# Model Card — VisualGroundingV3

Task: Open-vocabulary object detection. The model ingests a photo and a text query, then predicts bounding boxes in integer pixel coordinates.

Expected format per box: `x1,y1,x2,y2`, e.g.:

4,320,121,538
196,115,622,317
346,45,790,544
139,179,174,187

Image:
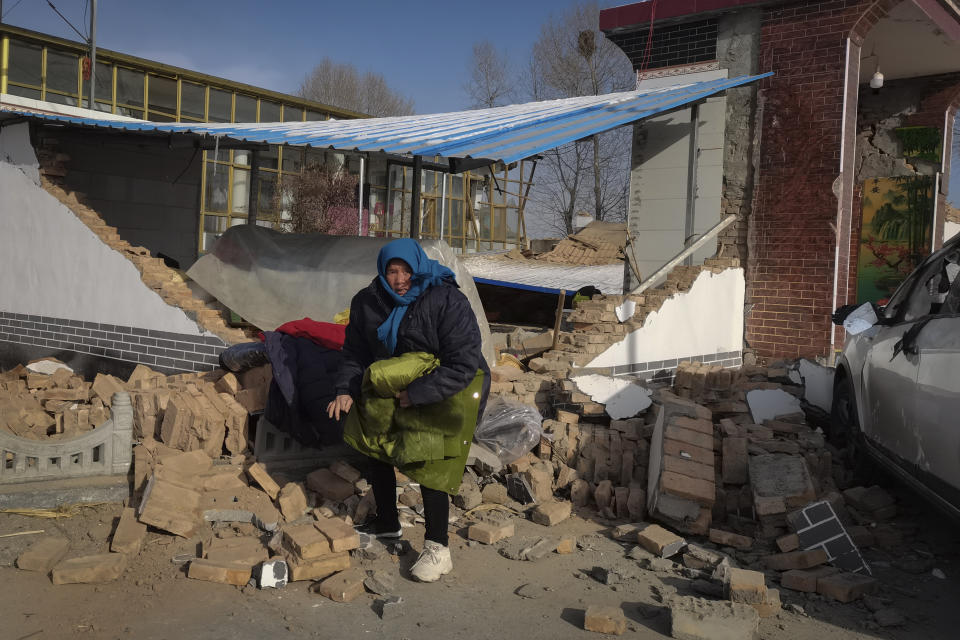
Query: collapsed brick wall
38,176,248,347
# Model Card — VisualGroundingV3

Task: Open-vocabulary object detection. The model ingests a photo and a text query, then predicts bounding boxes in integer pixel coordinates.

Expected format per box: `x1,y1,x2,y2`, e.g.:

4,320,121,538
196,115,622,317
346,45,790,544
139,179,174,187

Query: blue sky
1,0,604,113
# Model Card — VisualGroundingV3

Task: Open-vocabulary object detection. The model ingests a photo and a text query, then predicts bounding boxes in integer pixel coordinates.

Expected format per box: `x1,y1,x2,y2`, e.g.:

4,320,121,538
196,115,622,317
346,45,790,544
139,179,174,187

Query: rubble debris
188,558,253,586
363,569,396,596
110,507,147,555
570,374,652,420
816,571,878,602
584,605,627,635
468,521,515,544
314,568,365,602
669,596,759,640
725,567,767,604
255,559,288,589
375,595,404,620
52,553,127,584
788,500,869,573
17,536,70,572
637,524,686,558
531,501,571,526
745,388,803,424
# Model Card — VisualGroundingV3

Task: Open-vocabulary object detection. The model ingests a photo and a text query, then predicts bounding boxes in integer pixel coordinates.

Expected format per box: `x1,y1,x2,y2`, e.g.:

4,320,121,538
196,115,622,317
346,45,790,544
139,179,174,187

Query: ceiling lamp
870,69,884,90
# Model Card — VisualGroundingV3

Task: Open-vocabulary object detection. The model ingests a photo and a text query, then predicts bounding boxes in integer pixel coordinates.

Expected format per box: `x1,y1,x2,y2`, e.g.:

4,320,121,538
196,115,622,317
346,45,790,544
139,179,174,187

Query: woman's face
385,258,413,296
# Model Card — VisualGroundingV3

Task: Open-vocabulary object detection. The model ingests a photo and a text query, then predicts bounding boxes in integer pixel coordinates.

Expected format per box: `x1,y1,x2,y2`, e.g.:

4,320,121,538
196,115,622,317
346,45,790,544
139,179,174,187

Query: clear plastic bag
474,398,544,464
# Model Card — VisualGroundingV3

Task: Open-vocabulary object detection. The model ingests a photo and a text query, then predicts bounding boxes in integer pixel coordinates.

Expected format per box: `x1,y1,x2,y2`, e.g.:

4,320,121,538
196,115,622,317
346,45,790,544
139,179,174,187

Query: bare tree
465,41,514,108
298,58,415,117
276,165,359,235
525,2,634,235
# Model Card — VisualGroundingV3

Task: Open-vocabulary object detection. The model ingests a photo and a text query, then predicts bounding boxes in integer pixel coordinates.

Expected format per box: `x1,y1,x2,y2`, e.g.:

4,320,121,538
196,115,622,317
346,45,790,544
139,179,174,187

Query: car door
910,274,960,498
861,321,920,460
859,252,947,464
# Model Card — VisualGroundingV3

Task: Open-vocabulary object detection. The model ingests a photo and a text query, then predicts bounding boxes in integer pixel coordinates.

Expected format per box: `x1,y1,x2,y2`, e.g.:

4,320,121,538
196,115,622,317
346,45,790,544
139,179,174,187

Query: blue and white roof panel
1,73,770,166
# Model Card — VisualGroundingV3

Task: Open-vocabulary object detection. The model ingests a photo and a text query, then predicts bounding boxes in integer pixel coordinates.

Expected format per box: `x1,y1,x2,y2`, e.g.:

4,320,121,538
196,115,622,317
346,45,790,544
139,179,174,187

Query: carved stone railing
0,392,132,483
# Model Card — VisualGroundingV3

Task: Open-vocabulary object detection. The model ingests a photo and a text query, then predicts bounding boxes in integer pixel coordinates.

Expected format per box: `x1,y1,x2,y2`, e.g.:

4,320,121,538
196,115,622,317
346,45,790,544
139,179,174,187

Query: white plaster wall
0,145,206,335
0,122,39,185
586,268,745,368
945,221,960,242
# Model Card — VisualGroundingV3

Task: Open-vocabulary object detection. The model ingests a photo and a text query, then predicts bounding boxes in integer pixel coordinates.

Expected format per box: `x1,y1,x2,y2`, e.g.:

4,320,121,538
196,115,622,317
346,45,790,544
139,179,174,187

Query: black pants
368,458,449,546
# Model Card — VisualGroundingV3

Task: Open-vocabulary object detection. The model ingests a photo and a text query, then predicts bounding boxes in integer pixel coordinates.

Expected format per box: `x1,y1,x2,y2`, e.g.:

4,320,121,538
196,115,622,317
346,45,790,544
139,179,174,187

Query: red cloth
261,318,346,351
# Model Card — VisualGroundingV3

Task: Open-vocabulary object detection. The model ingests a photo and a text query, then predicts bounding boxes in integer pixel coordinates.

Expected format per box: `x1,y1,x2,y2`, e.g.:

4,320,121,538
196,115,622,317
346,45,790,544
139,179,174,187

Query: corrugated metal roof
460,253,625,295
0,73,770,166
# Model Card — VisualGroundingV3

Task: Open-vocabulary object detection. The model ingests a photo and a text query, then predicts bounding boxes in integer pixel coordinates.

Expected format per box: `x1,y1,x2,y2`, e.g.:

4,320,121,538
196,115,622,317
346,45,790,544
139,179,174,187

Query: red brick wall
747,0,869,359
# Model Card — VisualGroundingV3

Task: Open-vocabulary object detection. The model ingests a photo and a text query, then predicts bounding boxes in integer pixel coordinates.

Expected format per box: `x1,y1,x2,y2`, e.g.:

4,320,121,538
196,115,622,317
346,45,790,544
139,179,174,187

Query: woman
327,238,489,583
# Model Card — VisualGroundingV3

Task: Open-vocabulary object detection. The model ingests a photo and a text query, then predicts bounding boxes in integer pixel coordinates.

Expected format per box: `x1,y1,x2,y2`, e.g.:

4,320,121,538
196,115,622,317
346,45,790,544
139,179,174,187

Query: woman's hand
397,390,411,408
327,394,353,420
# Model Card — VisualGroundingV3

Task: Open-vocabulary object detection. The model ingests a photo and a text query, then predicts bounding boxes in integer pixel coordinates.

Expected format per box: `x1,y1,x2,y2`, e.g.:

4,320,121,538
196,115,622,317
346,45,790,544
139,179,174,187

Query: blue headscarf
375,238,456,354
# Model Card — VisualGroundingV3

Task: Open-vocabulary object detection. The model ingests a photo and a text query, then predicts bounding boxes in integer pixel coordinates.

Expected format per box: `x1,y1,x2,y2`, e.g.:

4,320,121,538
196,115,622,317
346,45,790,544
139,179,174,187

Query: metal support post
247,149,259,225
409,155,422,239
683,102,701,266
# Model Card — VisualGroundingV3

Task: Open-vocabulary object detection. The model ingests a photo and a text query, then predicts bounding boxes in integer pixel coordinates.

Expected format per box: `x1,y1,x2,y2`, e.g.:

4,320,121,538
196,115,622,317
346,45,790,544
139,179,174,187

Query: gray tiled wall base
0,311,227,374
611,350,743,382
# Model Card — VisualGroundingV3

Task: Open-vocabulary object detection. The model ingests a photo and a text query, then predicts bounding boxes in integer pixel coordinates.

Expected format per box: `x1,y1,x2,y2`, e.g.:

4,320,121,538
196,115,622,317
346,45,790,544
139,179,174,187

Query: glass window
233,150,251,167
45,93,79,107
180,82,206,120
8,39,42,86
282,147,303,173
204,164,229,213
7,85,41,100
235,94,257,122
257,146,279,171
116,68,144,107
148,75,177,115
259,100,281,123
46,50,79,95
257,176,277,213
93,61,112,105
209,88,232,122
202,215,229,252
283,105,304,122
232,168,251,214
305,110,327,121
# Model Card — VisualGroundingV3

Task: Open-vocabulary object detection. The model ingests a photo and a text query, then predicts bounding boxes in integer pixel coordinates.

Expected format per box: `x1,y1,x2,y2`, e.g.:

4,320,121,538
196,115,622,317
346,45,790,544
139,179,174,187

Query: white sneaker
410,540,452,582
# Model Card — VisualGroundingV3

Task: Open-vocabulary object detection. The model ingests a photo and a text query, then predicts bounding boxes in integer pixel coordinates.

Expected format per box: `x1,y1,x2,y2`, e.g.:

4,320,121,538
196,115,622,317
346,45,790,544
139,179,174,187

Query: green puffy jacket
343,351,485,495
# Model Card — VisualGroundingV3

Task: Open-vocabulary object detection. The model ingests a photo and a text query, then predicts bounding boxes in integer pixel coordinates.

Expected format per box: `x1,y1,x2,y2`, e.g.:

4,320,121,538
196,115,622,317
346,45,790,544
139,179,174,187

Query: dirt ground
1,479,958,640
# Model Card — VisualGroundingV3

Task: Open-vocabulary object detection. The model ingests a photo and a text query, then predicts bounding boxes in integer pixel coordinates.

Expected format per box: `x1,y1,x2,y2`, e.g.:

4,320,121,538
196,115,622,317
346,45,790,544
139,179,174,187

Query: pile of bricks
0,362,112,439
0,359,270,461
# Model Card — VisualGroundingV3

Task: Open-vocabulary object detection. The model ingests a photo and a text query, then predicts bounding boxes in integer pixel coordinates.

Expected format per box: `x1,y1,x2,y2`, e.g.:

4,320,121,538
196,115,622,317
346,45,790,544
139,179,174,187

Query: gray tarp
187,225,495,366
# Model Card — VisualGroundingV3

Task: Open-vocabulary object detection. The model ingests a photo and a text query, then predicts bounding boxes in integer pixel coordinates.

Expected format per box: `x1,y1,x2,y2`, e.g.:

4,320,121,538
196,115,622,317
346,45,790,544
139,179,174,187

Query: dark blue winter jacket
335,277,490,415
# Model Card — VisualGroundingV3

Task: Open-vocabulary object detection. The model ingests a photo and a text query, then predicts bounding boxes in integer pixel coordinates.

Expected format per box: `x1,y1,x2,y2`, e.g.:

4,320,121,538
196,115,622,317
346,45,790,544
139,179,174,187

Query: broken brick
52,553,126,584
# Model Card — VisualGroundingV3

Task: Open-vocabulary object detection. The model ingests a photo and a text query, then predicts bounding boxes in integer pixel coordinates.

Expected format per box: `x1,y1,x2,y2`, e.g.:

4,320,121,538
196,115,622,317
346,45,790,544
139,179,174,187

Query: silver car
832,232,960,519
